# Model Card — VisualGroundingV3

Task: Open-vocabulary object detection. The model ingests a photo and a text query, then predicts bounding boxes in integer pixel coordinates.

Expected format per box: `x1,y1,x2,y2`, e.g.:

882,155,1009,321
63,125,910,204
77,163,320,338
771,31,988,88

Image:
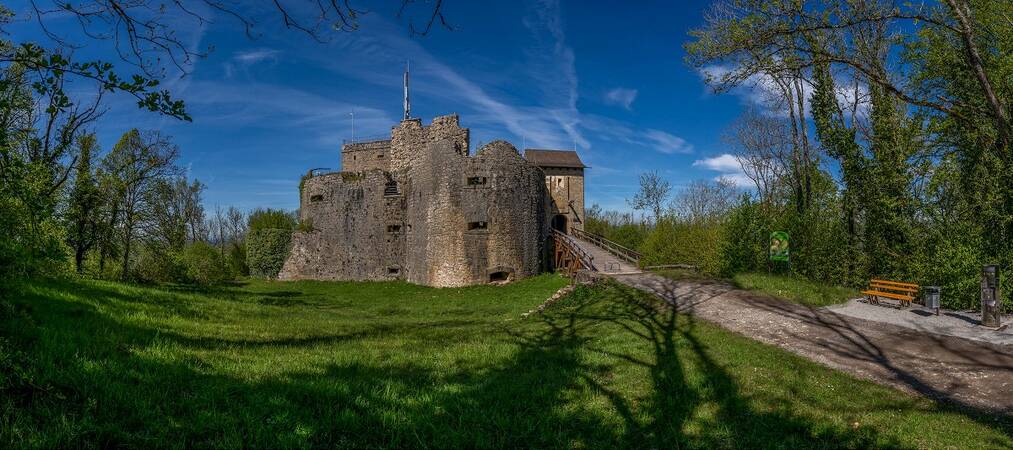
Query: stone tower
524,149,586,234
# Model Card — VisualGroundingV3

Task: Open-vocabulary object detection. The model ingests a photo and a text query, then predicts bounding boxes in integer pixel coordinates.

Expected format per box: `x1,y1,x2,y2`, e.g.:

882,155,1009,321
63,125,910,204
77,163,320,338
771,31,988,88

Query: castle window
387,267,401,275
468,221,488,231
377,153,385,159
467,176,487,186
387,224,402,233
384,180,400,197
310,194,324,203
489,271,511,283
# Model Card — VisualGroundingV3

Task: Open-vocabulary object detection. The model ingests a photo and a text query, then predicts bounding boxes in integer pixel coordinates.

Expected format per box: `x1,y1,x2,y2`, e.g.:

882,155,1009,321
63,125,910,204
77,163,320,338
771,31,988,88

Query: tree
145,177,206,251
102,129,179,279
724,108,791,206
65,133,103,273
629,171,671,223
671,178,738,222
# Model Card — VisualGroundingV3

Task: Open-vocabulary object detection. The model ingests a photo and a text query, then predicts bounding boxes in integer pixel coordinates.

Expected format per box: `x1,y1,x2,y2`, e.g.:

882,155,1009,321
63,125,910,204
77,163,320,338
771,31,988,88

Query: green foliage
248,208,296,232
246,229,292,279
227,243,249,278
2,276,1009,447
181,242,230,286
639,217,723,275
719,197,768,276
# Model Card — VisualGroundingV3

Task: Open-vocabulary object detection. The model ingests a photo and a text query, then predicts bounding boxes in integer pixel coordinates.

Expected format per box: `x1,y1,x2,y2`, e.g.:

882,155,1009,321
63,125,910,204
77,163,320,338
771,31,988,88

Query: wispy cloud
693,153,753,187
580,115,693,155
182,80,394,147
645,129,693,154
604,87,638,110
234,48,280,63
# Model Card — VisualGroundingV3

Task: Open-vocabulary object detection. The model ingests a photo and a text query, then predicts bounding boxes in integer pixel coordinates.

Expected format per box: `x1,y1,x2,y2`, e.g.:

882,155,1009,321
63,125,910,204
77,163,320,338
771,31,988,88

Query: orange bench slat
870,279,919,289
862,290,915,301
868,284,918,294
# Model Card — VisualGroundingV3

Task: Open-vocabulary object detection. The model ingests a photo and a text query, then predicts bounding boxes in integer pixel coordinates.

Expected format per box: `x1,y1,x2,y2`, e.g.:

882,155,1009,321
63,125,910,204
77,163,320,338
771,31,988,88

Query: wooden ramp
566,228,642,275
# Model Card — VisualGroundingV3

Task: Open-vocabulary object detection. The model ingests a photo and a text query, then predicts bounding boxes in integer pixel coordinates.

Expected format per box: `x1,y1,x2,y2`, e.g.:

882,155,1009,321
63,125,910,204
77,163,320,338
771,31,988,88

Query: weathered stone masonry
279,114,583,287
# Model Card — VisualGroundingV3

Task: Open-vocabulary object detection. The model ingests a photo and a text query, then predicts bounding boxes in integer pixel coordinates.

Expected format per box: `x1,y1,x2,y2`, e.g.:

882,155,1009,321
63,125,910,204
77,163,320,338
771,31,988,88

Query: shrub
182,242,230,286
133,246,185,284
227,243,249,277
248,209,296,232
247,229,293,279
639,217,723,275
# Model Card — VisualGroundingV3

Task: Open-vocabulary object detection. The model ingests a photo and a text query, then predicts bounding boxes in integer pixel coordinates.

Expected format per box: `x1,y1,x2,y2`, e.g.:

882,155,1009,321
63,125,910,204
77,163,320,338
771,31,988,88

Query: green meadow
2,276,1009,448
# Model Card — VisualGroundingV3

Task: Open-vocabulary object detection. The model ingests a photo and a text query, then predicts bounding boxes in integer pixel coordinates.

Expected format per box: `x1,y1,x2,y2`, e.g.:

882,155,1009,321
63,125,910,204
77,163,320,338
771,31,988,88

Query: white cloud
604,87,638,110
693,153,740,172
694,153,753,187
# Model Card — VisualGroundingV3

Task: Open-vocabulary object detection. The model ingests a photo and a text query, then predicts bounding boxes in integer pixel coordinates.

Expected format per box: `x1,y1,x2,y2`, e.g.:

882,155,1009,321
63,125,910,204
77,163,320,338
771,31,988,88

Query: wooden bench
862,279,919,307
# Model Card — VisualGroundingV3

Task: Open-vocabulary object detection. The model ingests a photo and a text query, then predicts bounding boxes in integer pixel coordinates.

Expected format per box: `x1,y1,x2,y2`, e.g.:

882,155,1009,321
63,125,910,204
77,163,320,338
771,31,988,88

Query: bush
639,217,723,275
182,242,230,286
248,209,296,232
227,243,249,277
247,229,293,279
133,246,185,284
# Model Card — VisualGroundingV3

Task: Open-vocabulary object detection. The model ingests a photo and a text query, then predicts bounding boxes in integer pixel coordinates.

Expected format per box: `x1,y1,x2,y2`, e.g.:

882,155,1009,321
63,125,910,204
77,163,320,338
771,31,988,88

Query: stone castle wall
341,140,391,172
280,114,549,287
405,139,548,286
278,171,407,281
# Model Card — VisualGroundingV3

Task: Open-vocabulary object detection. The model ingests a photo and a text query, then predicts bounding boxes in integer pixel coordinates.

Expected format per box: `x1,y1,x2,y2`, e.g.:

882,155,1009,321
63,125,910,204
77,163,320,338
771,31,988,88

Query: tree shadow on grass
519,281,902,448
3,278,1008,448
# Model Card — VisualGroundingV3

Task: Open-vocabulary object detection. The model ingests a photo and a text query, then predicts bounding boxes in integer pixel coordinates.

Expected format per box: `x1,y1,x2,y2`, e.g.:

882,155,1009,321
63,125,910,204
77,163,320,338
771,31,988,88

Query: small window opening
468,221,488,231
489,271,510,282
377,153,385,159
384,180,399,196
467,176,487,186
387,224,402,233
310,194,324,203
556,178,563,187
387,267,400,275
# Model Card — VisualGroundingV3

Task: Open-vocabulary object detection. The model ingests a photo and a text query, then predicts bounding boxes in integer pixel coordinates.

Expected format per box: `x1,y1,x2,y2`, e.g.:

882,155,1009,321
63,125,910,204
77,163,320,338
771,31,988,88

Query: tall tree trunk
944,0,1011,149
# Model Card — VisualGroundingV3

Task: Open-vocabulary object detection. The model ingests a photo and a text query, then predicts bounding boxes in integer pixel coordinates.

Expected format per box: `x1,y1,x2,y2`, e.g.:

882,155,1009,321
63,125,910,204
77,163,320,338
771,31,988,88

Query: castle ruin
279,114,586,287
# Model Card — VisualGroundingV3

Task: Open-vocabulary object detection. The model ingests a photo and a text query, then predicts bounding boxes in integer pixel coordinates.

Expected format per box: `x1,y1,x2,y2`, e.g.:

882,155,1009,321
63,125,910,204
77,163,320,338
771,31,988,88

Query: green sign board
769,231,789,262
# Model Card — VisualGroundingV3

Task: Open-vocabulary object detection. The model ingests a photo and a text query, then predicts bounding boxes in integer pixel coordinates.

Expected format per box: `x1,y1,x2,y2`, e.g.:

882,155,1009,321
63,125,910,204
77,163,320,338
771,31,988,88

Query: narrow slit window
310,194,324,203
377,153,385,159
467,176,487,186
387,224,402,233
468,221,488,231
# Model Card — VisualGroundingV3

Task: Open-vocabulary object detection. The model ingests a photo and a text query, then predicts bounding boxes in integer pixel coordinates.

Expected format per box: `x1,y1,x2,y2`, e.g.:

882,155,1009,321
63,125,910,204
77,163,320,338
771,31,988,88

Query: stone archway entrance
551,214,568,233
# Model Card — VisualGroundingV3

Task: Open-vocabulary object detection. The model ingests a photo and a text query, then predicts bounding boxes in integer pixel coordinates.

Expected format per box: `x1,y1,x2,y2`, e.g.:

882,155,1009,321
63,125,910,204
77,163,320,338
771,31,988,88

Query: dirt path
613,273,1013,414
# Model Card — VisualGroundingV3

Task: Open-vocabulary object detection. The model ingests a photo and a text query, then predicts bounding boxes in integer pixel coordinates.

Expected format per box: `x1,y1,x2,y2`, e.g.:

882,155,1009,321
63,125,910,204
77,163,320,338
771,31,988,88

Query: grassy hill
2,276,1009,448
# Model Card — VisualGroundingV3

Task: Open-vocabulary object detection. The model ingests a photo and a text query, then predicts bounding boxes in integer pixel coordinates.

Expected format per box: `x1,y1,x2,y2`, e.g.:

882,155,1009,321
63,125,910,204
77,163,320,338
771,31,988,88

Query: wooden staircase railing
570,228,642,266
552,229,596,274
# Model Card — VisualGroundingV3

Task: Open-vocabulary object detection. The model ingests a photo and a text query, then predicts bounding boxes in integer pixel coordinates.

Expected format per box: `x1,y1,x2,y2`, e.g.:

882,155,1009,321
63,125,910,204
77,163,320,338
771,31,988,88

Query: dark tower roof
523,149,587,168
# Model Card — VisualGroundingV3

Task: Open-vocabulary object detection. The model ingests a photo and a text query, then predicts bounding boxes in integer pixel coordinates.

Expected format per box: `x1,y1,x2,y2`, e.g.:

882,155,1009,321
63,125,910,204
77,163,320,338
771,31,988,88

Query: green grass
2,276,1009,448
732,272,862,307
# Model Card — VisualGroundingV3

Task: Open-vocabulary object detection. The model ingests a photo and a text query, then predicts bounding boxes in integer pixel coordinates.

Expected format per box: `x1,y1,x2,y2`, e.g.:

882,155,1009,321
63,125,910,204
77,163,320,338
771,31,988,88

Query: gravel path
613,273,1013,414
829,299,1013,346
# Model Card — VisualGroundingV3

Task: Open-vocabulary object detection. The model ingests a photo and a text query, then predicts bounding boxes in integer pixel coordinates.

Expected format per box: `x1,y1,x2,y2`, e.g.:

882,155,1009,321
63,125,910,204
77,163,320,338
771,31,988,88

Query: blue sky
14,0,759,213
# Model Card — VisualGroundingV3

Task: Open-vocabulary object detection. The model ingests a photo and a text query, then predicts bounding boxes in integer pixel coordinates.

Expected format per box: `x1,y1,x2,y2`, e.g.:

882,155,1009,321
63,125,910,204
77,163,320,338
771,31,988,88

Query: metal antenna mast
403,61,411,121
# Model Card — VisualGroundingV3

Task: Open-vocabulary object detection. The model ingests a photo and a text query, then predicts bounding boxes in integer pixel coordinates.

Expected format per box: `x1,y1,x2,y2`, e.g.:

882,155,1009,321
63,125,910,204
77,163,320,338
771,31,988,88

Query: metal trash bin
923,286,941,316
